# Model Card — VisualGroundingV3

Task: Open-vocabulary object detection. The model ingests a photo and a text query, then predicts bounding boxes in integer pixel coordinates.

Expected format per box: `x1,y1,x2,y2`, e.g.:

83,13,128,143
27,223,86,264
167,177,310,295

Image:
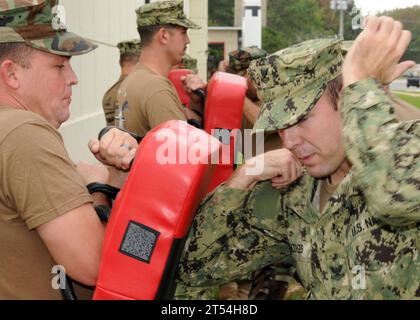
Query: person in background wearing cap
102,39,141,126
215,46,296,300
227,46,285,162
119,0,203,138
175,16,419,300
221,46,267,126
182,46,268,130
182,46,279,163
0,0,137,299
172,53,198,73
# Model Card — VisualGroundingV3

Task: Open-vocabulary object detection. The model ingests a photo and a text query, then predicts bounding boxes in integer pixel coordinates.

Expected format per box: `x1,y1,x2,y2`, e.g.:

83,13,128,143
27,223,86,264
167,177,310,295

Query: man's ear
157,27,170,45
0,60,21,89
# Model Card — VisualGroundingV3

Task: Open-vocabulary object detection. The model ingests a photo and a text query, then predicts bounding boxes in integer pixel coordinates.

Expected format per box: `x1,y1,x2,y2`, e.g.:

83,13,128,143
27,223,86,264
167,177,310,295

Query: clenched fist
227,149,303,190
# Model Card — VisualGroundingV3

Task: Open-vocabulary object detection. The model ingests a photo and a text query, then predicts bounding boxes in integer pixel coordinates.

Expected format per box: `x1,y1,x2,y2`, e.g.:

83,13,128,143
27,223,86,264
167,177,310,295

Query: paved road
390,79,420,93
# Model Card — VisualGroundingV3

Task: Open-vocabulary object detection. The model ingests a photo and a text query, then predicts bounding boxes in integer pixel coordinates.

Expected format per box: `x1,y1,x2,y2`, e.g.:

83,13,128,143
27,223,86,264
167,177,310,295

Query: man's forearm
242,97,260,125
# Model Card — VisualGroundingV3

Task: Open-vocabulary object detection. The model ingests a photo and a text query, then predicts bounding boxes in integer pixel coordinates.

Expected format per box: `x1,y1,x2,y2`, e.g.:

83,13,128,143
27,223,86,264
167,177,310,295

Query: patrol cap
182,53,197,71
228,46,267,75
117,39,142,56
0,0,97,56
249,37,343,133
136,0,201,30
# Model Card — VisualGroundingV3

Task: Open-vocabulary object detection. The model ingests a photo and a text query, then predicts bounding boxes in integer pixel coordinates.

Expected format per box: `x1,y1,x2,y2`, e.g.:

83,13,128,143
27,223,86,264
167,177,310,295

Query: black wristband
187,119,203,130
192,88,206,103
191,108,204,119
87,182,120,201
95,205,112,223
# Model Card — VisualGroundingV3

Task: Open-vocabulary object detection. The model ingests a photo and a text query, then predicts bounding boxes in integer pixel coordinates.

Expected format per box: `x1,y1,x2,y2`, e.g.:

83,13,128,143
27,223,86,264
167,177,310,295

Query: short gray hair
0,43,34,68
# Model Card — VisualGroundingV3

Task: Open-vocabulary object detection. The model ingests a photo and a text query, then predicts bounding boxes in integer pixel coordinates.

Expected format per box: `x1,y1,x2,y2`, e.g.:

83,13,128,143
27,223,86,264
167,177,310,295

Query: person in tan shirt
102,39,141,126
0,1,138,299
120,0,203,138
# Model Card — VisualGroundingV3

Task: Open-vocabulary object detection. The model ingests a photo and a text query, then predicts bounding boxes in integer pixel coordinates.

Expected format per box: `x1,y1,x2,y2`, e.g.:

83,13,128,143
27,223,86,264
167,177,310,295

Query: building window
244,6,260,17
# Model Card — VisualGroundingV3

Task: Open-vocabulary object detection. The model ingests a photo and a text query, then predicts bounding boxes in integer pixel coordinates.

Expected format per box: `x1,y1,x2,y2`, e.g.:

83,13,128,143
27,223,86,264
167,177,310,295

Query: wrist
226,165,258,190
343,69,368,88
106,167,129,189
343,74,368,88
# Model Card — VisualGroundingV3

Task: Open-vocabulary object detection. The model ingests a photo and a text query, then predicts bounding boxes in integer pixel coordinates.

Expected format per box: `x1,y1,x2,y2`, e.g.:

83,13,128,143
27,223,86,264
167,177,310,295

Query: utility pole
330,0,348,38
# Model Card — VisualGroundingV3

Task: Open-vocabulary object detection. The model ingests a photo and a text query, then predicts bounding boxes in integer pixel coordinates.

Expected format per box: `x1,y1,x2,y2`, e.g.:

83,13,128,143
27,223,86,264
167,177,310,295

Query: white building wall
59,0,141,163
235,0,267,27
208,28,240,60
187,0,208,80
58,0,207,163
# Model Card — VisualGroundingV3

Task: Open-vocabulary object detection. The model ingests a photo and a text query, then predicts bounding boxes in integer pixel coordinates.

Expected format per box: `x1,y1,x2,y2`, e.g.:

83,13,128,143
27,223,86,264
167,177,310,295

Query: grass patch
392,90,420,96
394,93,420,109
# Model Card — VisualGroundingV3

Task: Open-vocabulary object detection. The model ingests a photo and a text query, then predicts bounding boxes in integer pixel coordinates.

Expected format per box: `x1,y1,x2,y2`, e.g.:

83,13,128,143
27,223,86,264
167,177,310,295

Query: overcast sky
353,0,420,14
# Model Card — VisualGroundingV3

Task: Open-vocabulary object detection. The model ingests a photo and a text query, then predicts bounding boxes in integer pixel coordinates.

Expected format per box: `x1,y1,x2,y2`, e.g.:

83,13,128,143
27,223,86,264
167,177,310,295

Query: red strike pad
204,72,247,192
168,69,192,107
94,120,221,300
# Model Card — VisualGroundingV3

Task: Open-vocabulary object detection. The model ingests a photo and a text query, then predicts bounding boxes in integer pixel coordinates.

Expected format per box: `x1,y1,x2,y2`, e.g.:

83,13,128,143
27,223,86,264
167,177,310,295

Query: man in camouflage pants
175,16,419,300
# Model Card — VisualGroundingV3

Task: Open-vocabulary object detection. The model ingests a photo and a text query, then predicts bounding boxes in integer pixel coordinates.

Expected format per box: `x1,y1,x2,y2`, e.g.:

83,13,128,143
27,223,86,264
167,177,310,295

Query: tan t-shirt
102,75,127,126
0,106,93,300
120,64,187,137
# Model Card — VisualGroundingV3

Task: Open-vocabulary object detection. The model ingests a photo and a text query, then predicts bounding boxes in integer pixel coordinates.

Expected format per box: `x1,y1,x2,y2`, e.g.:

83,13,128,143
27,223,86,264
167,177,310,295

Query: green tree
262,0,363,54
262,0,328,53
208,0,234,26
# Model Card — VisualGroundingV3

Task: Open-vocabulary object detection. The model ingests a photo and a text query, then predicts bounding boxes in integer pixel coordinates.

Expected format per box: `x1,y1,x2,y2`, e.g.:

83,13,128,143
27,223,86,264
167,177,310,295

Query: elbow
80,267,99,287
81,256,101,286
70,265,100,287
65,255,101,287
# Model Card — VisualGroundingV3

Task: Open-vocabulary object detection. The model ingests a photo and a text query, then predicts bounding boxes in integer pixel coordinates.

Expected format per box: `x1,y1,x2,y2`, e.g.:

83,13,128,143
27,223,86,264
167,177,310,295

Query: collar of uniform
282,174,319,224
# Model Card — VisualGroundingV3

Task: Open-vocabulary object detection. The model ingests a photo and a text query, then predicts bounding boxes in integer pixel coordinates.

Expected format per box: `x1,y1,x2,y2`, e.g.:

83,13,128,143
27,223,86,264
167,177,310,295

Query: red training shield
168,69,192,107
204,72,247,192
93,120,221,300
